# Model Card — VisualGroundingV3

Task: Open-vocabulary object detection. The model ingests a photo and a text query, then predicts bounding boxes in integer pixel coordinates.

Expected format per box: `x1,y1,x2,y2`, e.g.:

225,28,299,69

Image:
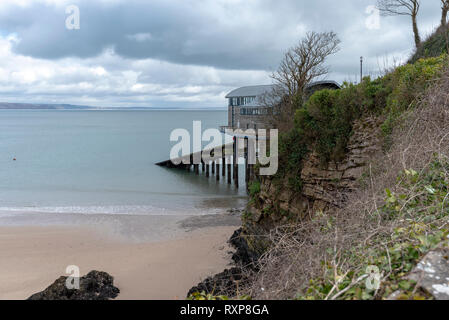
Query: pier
156,137,257,188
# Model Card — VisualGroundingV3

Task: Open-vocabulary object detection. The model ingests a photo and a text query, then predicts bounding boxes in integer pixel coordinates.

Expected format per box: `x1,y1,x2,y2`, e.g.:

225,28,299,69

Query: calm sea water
0,110,247,226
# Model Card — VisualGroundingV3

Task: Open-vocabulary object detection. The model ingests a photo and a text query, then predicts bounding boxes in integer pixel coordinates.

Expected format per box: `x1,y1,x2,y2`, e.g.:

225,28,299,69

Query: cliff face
243,116,383,250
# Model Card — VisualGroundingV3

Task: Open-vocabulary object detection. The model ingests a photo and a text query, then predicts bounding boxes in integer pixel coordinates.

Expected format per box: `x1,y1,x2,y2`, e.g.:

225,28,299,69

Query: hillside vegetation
275,55,447,192
245,54,449,299
189,29,449,301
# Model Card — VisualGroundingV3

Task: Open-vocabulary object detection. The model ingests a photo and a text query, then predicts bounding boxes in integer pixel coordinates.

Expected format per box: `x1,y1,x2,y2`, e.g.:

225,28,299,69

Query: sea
0,109,247,241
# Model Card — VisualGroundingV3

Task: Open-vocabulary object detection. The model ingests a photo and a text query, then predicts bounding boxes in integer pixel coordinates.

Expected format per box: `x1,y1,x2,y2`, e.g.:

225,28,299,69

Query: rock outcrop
250,117,379,217
187,267,249,297
407,242,449,300
229,228,260,267
28,271,120,300
240,116,383,256
258,116,382,217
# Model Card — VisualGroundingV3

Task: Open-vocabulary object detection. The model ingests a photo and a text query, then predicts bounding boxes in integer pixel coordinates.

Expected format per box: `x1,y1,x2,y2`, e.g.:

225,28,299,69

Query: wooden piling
234,139,239,188
233,138,237,180
216,162,220,181
245,137,249,184
194,164,199,175
227,156,232,184
235,163,239,189
222,145,226,177
212,160,215,175
206,162,210,177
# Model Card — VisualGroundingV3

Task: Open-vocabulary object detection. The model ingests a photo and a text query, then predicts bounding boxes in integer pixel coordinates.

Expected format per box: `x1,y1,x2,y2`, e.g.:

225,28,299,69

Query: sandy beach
0,223,238,300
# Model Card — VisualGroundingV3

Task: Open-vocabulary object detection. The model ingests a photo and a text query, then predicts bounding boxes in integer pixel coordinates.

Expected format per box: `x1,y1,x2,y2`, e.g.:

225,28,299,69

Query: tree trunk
442,7,448,27
412,14,421,48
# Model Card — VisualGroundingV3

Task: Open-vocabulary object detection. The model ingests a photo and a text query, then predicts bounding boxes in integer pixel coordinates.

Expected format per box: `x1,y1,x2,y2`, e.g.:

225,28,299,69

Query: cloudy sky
0,0,444,108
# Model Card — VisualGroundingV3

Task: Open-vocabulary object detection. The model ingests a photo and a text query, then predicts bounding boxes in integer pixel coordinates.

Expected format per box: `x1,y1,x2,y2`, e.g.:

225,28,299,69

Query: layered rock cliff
242,116,383,254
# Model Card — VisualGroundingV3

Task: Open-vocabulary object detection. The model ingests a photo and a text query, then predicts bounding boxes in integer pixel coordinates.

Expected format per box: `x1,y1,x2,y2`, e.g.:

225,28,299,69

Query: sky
0,0,445,108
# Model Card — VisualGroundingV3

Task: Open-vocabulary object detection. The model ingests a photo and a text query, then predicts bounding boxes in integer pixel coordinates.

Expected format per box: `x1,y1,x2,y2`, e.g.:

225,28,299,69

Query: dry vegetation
245,65,449,300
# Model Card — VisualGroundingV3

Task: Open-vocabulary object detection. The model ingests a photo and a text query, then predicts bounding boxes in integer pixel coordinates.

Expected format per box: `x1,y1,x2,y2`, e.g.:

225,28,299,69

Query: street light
360,56,363,83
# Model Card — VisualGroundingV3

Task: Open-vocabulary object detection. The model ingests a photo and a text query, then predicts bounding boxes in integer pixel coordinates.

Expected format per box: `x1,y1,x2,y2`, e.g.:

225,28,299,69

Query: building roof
225,85,275,98
305,80,341,89
225,81,341,99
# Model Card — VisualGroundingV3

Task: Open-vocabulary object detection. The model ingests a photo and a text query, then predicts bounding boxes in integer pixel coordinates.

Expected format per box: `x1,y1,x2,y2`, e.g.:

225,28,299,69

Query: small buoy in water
13,158,16,161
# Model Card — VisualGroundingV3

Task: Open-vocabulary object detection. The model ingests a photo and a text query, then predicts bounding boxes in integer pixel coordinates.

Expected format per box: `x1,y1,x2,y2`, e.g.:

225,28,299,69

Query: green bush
386,55,446,114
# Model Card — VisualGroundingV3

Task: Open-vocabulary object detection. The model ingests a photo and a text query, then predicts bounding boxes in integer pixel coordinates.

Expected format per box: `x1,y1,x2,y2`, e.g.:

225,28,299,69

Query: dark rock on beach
187,267,249,297
229,228,260,268
28,271,120,300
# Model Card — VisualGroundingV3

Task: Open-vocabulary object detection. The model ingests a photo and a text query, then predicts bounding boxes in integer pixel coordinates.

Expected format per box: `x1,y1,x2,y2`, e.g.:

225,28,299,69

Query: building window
230,96,257,107
240,107,270,116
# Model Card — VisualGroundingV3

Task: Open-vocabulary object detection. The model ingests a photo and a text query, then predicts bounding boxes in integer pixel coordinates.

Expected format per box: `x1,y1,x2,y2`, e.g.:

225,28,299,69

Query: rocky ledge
28,270,120,300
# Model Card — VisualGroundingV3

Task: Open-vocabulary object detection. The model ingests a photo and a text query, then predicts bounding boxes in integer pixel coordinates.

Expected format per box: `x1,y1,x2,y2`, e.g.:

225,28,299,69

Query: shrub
248,181,261,197
385,55,447,115
275,128,309,183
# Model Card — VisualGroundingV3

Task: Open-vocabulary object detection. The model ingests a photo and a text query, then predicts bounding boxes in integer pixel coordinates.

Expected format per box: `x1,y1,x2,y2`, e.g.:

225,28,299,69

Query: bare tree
442,0,449,27
271,31,340,100
377,0,421,48
267,31,340,132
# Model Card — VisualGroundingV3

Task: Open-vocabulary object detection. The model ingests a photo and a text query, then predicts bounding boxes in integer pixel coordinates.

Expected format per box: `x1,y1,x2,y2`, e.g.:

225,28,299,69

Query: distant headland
0,102,93,110
0,103,225,110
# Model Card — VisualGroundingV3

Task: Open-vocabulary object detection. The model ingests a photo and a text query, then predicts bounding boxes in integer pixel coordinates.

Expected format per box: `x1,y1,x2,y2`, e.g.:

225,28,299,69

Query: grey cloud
0,0,446,108
3,0,442,73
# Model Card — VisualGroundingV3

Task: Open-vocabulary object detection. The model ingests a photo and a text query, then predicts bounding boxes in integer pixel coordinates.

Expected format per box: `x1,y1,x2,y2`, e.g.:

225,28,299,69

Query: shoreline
0,209,243,243
0,216,240,300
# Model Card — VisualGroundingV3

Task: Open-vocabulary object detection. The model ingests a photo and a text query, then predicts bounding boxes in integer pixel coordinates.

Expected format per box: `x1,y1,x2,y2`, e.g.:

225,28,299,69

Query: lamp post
360,56,363,83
